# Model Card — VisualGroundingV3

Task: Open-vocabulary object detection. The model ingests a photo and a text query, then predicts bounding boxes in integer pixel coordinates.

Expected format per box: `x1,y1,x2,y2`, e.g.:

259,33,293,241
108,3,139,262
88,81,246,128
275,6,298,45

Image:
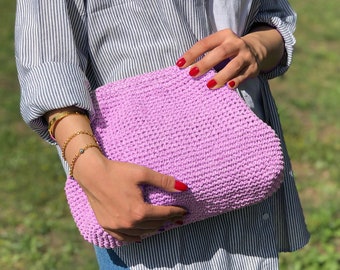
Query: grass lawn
269,1,340,269
1,0,339,269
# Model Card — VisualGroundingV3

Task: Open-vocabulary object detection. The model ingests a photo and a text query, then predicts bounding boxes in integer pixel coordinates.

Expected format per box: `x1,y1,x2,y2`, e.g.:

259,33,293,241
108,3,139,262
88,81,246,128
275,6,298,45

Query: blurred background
0,0,339,269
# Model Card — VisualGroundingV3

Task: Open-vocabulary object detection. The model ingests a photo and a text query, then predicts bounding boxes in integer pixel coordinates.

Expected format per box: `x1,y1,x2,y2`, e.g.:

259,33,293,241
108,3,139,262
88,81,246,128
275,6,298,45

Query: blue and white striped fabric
15,1,309,269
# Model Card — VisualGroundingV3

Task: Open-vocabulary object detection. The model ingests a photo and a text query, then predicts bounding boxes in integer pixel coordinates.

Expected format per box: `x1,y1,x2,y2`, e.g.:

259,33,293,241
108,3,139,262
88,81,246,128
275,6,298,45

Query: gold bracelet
69,144,101,178
48,111,88,140
61,131,98,160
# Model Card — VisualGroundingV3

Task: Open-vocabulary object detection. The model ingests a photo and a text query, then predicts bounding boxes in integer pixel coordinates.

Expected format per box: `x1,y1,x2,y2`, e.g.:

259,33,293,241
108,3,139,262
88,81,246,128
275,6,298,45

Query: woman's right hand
76,154,188,243
47,108,188,243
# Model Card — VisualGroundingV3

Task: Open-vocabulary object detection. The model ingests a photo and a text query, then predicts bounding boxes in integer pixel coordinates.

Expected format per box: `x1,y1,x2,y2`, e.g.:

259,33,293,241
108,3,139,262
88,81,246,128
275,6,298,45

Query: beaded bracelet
62,131,98,160
48,111,88,140
69,144,101,178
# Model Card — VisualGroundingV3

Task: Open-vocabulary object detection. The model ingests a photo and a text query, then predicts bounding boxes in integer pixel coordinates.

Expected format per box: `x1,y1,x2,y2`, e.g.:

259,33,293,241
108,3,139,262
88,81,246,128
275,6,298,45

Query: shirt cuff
19,62,94,144
254,14,297,79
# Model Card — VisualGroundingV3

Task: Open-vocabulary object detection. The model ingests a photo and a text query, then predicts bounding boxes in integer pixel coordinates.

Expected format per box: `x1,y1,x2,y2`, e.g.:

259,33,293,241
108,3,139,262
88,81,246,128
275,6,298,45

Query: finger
120,219,166,231
140,167,189,193
142,204,187,221
113,162,188,193
112,227,160,236
187,46,235,79
177,37,242,81
123,200,186,224
136,218,186,230
205,57,246,89
105,212,186,240
176,29,239,69
105,230,142,243
207,71,248,90
224,60,259,89
180,30,237,67
207,52,261,90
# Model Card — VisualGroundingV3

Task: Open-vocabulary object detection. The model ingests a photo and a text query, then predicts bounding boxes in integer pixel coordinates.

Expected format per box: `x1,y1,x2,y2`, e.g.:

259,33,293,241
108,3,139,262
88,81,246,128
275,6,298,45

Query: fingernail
175,220,184,225
189,66,200,77
176,57,186,67
207,79,217,89
174,180,188,192
228,80,236,88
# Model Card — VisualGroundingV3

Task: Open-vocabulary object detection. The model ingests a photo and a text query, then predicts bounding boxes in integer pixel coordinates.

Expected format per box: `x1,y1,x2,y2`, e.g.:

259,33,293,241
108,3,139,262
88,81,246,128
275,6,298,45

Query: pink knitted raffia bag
65,66,284,248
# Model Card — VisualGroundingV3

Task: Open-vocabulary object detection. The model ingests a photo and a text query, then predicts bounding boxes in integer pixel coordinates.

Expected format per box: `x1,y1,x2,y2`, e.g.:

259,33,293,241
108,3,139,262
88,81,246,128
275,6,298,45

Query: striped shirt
15,1,309,269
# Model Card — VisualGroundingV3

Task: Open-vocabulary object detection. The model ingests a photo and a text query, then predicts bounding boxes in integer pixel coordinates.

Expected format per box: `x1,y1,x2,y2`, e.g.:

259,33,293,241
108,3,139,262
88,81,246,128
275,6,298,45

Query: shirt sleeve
245,0,297,79
15,0,93,143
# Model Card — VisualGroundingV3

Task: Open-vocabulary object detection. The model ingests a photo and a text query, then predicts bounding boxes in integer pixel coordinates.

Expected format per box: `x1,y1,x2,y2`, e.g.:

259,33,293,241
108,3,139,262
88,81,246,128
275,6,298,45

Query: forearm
242,25,285,73
247,0,297,78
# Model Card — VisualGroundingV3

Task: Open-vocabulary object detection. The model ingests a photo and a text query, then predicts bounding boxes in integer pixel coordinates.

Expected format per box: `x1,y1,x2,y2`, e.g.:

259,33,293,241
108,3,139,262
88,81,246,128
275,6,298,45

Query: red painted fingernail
174,180,188,191
207,79,217,89
228,80,236,88
189,66,200,77
176,57,186,67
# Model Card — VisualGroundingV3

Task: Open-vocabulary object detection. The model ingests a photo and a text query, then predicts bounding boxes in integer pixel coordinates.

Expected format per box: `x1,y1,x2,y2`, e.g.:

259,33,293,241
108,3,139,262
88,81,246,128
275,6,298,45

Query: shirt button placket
262,213,270,220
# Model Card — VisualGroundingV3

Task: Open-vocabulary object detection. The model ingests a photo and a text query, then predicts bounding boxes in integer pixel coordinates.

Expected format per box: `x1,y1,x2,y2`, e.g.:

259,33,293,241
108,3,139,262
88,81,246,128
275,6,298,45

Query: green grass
0,1,97,269
269,1,340,269
1,0,339,269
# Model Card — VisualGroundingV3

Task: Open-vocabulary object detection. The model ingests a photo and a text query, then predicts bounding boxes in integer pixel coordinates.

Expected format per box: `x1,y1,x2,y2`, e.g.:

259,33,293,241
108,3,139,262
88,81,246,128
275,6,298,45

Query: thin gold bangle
48,111,88,140
61,131,98,160
69,144,101,178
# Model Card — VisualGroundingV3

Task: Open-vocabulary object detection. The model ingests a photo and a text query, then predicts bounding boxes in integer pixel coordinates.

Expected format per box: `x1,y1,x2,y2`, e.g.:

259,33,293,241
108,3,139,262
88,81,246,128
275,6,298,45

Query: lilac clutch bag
65,66,284,248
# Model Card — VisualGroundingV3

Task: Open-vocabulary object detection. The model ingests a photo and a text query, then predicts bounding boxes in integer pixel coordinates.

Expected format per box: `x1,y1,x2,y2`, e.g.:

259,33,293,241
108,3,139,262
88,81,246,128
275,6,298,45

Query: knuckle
130,204,148,222
217,43,231,58
110,218,137,231
100,219,124,233
160,174,174,189
120,219,136,229
221,28,234,36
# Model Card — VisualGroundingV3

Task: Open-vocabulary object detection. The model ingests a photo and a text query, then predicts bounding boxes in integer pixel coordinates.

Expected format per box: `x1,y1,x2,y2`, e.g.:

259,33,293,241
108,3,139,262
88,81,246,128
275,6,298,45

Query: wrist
45,107,88,140
71,147,109,185
242,26,284,72
45,107,110,183
241,34,266,70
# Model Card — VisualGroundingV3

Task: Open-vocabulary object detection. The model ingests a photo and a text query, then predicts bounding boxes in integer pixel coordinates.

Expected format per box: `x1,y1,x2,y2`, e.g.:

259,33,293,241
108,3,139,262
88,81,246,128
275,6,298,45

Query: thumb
142,168,188,193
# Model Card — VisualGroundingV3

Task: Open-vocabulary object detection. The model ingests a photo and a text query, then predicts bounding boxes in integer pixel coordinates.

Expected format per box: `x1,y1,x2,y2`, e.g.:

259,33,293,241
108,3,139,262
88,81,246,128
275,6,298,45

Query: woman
15,1,309,269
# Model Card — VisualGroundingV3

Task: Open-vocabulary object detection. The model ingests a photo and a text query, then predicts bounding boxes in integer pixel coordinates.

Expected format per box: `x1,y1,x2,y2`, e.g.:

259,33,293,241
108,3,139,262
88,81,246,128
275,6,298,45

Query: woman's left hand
176,27,284,89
